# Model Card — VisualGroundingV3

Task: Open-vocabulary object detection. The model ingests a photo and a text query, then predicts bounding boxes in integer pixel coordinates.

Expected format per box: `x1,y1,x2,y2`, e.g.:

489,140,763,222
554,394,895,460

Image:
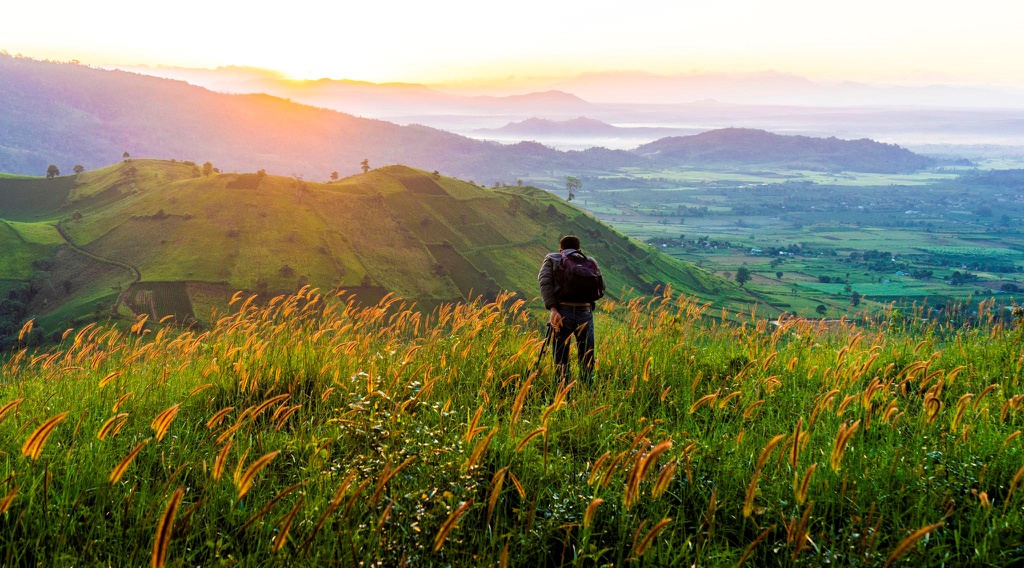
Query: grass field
4,220,63,245
0,290,1022,565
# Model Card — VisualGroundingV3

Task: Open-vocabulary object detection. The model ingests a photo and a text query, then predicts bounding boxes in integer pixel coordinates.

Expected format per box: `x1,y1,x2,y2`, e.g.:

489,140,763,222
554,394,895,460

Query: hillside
634,127,935,173
0,160,749,339
0,55,639,182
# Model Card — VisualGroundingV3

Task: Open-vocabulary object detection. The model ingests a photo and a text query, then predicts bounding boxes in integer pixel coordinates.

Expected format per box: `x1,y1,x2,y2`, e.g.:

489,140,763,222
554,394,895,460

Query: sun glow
4,0,1024,86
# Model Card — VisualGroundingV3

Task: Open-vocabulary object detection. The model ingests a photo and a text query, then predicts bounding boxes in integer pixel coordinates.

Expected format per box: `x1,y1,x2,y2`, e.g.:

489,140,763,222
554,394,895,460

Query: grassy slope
49,160,747,319
0,221,51,279
0,292,1021,565
0,174,77,220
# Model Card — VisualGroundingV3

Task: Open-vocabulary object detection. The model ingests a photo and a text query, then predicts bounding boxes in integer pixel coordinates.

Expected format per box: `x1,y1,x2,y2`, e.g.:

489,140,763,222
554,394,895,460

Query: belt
560,302,591,307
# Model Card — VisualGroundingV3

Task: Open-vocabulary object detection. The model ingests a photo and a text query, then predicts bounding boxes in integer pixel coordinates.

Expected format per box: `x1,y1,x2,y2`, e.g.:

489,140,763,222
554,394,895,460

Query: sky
4,0,1024,87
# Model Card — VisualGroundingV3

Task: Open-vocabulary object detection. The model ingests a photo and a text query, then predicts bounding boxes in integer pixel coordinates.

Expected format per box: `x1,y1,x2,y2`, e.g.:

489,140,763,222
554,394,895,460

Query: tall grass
0,288,1021,566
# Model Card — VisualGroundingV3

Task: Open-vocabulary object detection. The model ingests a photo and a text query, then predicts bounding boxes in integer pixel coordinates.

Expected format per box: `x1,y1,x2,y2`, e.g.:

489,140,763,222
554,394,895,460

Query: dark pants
552,305,595,383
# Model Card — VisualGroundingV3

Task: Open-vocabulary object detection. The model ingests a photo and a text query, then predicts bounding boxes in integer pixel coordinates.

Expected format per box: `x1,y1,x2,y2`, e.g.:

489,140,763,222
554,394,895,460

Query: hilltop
634,128,935,173
0,160,748,339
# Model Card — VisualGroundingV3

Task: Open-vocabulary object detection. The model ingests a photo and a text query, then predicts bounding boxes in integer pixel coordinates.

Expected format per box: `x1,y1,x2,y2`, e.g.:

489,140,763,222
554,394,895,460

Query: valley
549,163,1024,318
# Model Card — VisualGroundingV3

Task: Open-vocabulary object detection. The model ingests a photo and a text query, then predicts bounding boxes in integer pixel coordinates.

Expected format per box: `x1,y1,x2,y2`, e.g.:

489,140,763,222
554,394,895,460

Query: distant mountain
0,161,745,336
633,128,935,173
113,64,591,117
0,55,632,182
474,117,699,139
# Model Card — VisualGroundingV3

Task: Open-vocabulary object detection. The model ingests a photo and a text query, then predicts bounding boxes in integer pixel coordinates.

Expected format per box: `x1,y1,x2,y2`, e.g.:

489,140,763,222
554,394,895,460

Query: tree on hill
73,164,84,175
202,161,213,177
122,151,130,162
565,175,581,201
46,164,60,178
851,290,861,307
361,159,370,173
735,266,751,287
330,171,339,181
816,304,827,315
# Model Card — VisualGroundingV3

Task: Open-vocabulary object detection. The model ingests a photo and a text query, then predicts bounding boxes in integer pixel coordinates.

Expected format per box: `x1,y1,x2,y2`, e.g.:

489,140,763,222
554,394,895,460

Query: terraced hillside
0,160,752,336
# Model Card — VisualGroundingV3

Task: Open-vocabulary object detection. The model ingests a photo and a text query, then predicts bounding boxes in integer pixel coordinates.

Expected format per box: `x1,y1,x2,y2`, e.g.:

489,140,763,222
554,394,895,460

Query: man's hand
549,307,563,332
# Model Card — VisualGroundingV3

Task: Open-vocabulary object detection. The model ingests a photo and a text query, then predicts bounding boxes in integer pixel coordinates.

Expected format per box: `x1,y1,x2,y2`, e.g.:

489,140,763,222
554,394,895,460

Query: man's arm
538,255,559,310
538,255,563,331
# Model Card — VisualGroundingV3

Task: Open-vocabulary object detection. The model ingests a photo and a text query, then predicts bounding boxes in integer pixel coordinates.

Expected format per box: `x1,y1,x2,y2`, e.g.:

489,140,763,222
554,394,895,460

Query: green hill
0,160,752,339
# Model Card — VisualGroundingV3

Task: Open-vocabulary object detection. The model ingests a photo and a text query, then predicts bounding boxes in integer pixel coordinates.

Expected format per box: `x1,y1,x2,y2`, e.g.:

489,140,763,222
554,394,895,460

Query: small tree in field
73,165,84,175
46,165,60,179
122,152,131,162
361,159,370,173
816,304,827,316
202,161,213,177
565,175,581,201
330,171,339,181
735,266,751,287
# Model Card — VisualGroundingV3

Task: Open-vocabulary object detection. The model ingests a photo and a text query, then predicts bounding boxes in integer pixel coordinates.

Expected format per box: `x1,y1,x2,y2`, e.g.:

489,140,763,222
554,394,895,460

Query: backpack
556,250,604,303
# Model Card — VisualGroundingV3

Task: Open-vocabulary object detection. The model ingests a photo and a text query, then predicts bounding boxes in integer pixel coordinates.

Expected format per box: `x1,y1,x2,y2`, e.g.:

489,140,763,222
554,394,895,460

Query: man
538,235,605,382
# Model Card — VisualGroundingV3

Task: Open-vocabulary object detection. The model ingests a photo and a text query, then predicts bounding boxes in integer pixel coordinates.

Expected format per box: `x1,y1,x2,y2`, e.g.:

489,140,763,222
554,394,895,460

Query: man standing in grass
538,235,605,382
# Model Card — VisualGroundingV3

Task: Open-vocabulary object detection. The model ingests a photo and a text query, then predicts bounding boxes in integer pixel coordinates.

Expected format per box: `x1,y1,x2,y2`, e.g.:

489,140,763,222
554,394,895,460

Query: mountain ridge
634,127,936,173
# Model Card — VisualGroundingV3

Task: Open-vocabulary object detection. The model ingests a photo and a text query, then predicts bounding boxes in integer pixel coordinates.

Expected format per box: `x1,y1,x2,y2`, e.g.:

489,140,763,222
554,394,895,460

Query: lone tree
46,165,60,179
122,151,131,162
735,266,751,287
851,291,861,307
330,171,339,181
361,159,370,173
565,175,581,201
816,304,827,316
202,161,214,177
73,165,85,175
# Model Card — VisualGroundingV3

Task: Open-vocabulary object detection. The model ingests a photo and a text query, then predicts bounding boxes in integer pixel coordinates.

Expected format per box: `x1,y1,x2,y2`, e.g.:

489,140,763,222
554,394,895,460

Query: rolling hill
634,128,936,173
0,54,639,183
0,160,750,341
1,56,939,187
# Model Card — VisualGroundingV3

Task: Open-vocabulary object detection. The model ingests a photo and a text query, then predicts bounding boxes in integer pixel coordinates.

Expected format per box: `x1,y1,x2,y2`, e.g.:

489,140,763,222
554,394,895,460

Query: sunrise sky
5,0,1023,87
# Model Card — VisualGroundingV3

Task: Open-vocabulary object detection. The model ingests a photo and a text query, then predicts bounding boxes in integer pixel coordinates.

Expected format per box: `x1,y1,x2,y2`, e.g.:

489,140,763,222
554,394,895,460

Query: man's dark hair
559,235,581,251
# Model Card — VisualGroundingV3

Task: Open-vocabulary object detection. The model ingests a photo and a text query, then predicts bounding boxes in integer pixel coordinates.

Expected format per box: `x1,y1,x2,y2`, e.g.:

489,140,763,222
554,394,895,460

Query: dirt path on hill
54,222,141,316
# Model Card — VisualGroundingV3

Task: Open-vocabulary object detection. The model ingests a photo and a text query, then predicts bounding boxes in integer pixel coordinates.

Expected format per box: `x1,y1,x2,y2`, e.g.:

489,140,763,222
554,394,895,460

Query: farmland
560,163,1024,318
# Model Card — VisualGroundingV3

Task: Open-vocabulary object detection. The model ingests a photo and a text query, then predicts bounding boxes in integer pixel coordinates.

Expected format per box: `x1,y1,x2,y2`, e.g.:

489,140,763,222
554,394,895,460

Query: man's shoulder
544,252,562,262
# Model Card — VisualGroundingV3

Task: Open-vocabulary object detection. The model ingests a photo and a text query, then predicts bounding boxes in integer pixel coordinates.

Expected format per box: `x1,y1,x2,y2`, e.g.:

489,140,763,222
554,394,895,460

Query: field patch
0,220,50,279
396,175,446,195
124,282,196,323
5,220,63,245
0,176,75,219
426,244,494,299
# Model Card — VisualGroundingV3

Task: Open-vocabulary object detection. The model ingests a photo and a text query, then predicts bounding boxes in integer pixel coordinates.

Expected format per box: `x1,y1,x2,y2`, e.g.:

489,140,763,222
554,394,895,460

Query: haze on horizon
6,0,1024,90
